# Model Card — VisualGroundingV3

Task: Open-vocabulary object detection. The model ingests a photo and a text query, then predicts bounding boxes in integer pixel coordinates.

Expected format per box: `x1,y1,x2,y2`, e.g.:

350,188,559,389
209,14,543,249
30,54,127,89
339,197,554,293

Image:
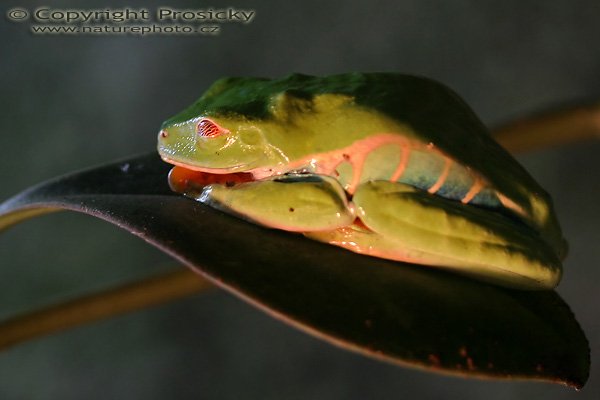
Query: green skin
158,73,567,290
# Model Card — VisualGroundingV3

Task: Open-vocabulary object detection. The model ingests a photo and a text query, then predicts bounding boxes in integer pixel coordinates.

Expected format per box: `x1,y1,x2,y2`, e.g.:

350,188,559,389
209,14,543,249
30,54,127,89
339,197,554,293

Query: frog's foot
307,181,562,290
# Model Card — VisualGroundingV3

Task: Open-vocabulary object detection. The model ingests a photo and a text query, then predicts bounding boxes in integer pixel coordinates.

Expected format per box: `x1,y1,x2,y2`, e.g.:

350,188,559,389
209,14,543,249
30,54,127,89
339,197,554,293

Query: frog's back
320,73,564,255
165,73,565,254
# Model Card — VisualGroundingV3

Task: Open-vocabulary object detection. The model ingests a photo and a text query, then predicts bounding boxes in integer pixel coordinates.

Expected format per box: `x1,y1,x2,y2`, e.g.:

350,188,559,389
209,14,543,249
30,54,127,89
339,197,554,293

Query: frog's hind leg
307,181,561,290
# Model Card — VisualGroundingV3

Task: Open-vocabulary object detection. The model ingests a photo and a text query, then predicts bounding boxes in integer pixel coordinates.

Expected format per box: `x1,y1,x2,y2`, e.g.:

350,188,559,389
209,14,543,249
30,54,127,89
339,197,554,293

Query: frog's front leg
199,173,355,232
311,181,562,289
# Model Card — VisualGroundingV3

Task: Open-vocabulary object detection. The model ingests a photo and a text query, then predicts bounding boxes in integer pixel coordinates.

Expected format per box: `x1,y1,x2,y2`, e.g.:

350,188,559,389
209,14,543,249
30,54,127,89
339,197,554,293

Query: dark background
1,0,599,398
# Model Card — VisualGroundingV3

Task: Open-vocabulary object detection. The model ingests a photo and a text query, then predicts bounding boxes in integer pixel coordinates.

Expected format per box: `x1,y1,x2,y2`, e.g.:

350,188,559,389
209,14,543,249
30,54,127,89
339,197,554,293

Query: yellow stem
0,269,213,350
492,102,600,153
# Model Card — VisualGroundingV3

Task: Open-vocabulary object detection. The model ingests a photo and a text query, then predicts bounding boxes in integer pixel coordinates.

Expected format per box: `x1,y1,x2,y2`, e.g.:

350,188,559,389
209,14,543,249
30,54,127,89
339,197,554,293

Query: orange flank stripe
390,146,410,182
461,177,483,204
427,158,452,194
347,154,367,195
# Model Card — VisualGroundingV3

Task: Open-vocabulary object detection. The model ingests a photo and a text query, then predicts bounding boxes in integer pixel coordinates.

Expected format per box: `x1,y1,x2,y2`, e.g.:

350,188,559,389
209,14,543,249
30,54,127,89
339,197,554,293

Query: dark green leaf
0,153,589,388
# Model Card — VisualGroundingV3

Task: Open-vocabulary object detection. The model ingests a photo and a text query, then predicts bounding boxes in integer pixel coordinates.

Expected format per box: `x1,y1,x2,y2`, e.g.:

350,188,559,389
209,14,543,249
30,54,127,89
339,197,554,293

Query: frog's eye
197,118,226,138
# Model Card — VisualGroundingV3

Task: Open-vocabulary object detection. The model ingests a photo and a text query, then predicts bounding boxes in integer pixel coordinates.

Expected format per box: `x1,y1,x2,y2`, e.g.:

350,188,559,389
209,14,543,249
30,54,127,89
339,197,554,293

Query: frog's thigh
200,174,355,232
352,181,562,289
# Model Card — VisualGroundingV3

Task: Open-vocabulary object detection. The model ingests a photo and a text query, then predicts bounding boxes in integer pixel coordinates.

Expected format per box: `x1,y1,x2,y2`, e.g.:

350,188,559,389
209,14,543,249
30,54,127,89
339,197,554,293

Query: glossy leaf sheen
0,153,589,388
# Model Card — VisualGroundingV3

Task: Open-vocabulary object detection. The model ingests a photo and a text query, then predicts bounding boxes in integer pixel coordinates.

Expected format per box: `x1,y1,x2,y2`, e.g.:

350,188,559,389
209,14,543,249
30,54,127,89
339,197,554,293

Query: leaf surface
0,153,589,388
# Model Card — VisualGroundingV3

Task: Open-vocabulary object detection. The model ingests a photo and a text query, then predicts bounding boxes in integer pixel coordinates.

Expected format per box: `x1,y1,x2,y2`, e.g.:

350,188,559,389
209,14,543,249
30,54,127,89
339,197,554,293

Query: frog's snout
159,129,169,139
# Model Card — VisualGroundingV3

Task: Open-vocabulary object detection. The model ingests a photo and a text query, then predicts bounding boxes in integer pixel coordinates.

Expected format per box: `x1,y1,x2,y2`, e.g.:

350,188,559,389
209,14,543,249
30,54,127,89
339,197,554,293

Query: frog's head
158,113,275,174
158,74,358,176
158,76,326,173
158,78,275,174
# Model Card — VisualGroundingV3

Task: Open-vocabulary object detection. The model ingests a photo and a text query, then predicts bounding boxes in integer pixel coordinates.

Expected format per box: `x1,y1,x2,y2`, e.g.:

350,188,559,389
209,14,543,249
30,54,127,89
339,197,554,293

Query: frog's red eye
197,118,225,138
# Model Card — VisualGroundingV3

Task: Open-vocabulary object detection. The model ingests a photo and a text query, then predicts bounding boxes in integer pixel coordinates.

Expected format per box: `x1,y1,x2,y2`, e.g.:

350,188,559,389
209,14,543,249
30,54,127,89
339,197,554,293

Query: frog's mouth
167,165,255,195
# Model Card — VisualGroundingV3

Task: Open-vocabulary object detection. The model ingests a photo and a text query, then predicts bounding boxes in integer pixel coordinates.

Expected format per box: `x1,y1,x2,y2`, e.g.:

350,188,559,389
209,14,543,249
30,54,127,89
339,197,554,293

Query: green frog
157,73,566,289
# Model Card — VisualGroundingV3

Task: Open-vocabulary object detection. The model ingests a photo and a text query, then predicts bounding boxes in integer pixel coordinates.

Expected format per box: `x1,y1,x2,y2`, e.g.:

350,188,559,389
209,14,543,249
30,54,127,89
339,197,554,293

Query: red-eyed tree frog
157,73,567,290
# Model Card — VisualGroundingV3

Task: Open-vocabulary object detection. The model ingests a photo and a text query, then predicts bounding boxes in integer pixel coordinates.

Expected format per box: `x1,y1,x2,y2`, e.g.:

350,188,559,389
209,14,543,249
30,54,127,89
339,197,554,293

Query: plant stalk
0,269,213,350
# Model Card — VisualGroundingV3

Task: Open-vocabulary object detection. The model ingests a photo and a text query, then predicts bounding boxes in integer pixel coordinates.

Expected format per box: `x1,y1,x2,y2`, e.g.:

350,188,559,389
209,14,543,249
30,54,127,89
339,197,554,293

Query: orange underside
168,165,254,193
